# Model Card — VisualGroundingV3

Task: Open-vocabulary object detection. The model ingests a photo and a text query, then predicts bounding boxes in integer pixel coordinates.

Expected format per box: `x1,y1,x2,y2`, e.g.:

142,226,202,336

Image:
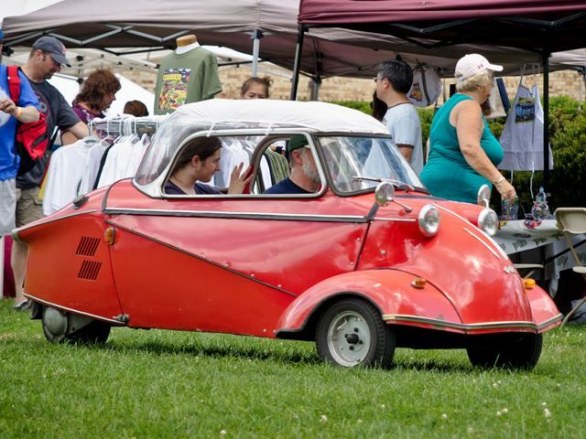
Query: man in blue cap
264,134,321,195
11,36,89,310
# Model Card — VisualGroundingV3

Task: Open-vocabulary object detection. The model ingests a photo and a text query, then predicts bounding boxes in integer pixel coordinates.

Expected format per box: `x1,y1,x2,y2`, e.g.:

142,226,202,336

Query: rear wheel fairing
17,213,122,320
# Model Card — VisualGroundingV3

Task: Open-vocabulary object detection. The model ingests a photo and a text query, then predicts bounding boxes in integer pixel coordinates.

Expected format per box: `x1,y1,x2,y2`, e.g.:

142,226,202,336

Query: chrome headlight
478,208,498,236
418,204,440,237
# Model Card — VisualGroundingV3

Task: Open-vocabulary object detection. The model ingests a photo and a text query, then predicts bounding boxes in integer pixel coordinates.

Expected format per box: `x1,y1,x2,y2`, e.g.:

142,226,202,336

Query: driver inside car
165,136,252,195
263,135,321,195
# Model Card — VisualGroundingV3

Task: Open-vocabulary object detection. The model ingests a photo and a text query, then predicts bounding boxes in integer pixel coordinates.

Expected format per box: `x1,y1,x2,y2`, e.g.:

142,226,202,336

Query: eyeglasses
50,55,62,69
42,52,61,69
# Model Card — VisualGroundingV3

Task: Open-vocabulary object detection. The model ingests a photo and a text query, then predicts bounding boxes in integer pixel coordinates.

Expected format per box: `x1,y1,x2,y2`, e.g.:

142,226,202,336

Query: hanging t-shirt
154,47,222,114
499,84,553,171
407,65,442,108
42,137,97,215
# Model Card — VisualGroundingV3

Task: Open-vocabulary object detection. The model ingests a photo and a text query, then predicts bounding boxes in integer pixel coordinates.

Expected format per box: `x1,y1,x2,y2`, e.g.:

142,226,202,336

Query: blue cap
32,36,71,66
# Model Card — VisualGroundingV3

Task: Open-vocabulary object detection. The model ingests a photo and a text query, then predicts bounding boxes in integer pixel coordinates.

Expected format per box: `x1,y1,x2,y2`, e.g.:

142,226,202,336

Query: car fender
525,286,564,332
275,269,461,340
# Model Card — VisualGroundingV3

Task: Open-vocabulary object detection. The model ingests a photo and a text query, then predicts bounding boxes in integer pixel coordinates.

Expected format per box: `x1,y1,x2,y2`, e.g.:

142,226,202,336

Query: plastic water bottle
531,186,550,220
536,186,546,203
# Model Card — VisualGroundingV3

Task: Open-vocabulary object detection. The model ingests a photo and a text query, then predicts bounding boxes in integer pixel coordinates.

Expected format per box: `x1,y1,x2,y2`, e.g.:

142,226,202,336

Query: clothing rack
89,116,165,137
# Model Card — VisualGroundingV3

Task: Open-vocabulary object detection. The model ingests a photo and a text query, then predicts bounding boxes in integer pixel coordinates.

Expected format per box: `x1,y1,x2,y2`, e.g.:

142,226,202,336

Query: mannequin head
176,34,197,47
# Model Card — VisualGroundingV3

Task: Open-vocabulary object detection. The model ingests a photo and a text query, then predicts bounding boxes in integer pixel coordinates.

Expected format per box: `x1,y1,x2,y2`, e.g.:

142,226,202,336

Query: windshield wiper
352,176,415,192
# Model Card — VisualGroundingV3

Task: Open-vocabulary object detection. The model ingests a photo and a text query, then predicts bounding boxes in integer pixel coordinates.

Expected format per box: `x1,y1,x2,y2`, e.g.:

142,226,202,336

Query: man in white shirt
375,60,423,175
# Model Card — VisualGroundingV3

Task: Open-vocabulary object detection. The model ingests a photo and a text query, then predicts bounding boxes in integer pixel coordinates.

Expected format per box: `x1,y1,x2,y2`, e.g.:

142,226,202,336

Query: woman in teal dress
420,54,516,204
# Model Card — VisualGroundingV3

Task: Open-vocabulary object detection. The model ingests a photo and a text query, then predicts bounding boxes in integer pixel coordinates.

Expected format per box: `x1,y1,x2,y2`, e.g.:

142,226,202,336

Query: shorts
15,187,44,228
0,179,17,236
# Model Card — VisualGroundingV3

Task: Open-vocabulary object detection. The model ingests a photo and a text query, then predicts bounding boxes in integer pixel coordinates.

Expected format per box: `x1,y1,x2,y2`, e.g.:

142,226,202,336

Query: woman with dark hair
165,136,251,195
62,69,121,143
72,69,121,121
123,100,149,117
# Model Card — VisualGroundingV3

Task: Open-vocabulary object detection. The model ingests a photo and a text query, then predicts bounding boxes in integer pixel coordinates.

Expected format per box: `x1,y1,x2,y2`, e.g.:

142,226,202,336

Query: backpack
7,65,49,176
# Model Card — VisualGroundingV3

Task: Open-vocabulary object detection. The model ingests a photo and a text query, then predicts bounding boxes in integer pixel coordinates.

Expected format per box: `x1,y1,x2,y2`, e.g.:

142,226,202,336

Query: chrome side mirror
374,181,412,212
477,184,491,208
375,182,395,206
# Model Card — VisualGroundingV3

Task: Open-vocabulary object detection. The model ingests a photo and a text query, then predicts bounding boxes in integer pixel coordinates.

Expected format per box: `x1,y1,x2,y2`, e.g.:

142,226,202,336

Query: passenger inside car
164,136,252,195
263,135,321,195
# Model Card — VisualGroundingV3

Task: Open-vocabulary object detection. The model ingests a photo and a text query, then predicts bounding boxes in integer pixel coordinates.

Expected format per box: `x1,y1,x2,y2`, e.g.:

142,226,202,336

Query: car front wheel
467,333,543,370
316,298,395,368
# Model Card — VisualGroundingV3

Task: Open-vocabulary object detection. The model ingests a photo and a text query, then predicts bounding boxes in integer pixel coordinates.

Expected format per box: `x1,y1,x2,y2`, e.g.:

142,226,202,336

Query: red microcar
15,100,562,369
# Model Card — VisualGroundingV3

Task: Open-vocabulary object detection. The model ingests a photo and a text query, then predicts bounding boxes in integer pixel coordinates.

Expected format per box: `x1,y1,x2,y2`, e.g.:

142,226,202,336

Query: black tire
467,333,543,370
316,298,395,368
66,320,111,345
42,307,110,345
42,307,68,343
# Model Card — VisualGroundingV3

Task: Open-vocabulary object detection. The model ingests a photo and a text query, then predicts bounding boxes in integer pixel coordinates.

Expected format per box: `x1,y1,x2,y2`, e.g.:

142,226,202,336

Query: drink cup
500,197,519,221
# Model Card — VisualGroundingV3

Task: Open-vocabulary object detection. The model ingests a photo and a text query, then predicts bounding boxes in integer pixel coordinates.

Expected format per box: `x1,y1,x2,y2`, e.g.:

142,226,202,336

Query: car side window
162,134,325,197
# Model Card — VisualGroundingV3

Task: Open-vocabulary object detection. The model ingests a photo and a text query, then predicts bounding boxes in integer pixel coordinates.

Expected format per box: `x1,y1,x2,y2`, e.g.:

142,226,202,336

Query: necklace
387,101,411,109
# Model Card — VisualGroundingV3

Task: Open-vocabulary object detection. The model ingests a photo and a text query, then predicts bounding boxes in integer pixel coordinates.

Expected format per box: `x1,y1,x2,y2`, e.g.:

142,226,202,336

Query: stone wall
125,63,585,104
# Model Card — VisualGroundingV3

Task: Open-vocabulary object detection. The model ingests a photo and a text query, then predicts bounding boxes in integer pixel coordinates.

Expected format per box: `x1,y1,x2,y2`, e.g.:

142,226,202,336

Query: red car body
15,100,561,369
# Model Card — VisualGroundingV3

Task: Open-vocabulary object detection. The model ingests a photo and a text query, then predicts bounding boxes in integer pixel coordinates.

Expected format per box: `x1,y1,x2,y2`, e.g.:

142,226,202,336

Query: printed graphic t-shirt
154,48,222,114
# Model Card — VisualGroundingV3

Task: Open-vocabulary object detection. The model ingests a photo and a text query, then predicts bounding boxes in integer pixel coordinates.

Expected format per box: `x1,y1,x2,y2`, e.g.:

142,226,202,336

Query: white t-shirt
382,103,423,175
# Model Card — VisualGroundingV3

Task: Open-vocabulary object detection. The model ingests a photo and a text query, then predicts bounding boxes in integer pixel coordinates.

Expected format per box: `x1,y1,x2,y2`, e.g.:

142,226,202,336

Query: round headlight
418,204,440,237
478,208,498,236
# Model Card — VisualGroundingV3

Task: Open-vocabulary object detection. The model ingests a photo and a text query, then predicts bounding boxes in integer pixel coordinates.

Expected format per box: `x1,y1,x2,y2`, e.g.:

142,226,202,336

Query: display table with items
493,218,586,297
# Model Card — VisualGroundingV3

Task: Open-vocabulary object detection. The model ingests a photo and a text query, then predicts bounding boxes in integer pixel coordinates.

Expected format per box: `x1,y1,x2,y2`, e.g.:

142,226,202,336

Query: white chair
554,208,586,325
514,263,544,279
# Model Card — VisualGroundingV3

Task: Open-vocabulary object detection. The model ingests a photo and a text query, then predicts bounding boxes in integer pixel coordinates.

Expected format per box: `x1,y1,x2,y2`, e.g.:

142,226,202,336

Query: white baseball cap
455,54,503,81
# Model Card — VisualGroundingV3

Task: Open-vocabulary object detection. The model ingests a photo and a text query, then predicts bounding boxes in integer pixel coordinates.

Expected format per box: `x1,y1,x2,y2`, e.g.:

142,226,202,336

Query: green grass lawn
1,299,585,439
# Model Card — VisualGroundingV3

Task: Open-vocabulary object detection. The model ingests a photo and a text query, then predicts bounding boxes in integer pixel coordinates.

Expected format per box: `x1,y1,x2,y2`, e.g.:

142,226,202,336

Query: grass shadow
92,335,322,366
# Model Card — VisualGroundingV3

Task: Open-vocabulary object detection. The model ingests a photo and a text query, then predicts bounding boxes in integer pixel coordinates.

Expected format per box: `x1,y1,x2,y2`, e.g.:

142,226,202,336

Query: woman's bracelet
14,107,22,119
493,176,506,186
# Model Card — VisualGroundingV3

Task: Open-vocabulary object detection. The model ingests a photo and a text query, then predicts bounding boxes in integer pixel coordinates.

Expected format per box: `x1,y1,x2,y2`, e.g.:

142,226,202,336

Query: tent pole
310,76,321,100
290,24,306,101
543,52,550,189
251,29,263,77
578,67,586,101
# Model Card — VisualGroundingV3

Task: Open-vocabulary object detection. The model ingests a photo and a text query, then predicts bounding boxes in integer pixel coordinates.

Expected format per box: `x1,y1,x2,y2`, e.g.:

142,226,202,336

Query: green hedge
331,97,586,210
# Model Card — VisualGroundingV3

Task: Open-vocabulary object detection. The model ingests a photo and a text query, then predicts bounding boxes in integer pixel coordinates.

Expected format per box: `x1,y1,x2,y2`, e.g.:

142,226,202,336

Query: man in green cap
264,135,321,194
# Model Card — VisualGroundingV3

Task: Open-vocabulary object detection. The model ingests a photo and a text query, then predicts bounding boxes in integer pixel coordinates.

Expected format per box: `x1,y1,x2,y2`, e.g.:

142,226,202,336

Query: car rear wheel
42,306,111,345
467,333,543,370
316,298,395,368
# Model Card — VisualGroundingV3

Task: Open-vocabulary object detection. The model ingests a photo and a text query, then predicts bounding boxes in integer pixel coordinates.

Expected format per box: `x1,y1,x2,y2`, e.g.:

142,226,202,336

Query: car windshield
317,135,423,194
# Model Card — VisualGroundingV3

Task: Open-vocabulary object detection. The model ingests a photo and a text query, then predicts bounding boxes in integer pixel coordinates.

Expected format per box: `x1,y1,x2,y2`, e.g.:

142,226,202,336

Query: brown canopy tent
295,0,586,184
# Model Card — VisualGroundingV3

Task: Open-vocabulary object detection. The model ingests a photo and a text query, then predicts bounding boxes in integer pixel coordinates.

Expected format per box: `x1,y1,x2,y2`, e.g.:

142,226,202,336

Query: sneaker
13,300,32,311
